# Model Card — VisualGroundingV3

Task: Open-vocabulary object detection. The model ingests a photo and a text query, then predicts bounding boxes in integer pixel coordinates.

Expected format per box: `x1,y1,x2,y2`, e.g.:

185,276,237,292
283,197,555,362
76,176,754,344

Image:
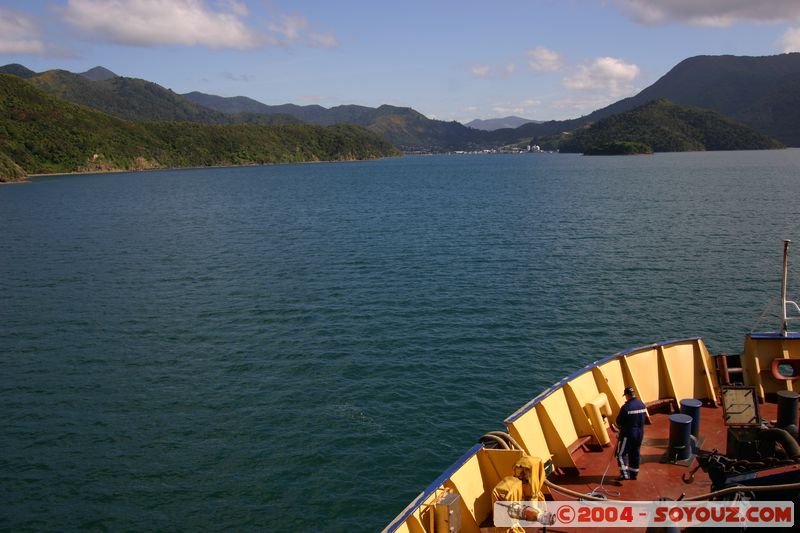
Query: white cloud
612,0,800,26
472,46,561,79
491,99,541,116
551,94,621,117
492,105,522,115
471,64,492,78
222,71,255,82
62,0,273,48
308,32,338,49
266,13,338,48
470,62,516,79
563,57,640,95
61,1,338,50
526,46,564,72
219,0,248,17
0,8,46,55
268,14,308,41
780,27,800,52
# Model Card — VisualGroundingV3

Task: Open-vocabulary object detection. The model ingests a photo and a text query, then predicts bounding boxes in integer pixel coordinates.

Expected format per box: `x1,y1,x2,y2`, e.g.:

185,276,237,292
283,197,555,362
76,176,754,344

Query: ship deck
549,401,778,502
538,401,780,532
385,336,800,533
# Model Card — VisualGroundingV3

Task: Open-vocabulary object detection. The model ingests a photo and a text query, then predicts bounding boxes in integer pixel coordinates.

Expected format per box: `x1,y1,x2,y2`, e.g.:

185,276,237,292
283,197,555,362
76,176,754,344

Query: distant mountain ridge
3,53,800,149
465,116,540,131
185,92,408,126
182,91,272,114
0,63,36,78
183,91,486,149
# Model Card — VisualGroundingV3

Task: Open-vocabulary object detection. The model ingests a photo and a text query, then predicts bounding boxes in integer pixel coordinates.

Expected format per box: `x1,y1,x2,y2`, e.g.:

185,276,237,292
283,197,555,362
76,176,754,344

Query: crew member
615,386,646,480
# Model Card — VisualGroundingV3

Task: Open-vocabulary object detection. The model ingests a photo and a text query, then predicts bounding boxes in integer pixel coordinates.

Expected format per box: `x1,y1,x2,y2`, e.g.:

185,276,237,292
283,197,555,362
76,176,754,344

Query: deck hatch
720,386,761,427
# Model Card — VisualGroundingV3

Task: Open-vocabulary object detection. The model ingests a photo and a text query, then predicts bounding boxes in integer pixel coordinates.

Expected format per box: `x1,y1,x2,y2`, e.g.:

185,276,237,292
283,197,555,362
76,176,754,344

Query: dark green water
3,151,800,531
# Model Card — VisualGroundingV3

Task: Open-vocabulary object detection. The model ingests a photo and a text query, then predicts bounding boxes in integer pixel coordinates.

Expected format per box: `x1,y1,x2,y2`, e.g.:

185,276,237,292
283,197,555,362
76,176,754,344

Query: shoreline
4,148,796,185
2,154,400,184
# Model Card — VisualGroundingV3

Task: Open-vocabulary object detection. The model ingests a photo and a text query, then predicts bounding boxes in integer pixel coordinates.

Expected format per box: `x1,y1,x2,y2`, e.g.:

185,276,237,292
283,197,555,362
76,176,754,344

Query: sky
3,0,800,123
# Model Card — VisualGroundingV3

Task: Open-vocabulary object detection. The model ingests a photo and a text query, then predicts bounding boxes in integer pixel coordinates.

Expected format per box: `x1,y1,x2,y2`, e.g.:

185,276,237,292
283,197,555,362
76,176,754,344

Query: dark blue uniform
615,397,647,479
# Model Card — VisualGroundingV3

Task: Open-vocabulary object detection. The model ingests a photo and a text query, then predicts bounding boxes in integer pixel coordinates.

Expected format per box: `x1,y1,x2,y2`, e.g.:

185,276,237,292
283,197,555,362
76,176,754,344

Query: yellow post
583,393,612,446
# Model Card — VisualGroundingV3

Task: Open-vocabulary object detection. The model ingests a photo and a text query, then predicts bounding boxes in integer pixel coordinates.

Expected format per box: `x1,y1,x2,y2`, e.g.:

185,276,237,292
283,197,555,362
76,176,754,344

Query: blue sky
3,0,800,122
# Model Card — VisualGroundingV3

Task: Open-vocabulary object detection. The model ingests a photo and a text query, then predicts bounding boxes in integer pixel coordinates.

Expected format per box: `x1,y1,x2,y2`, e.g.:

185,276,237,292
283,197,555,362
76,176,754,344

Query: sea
2,150,800,531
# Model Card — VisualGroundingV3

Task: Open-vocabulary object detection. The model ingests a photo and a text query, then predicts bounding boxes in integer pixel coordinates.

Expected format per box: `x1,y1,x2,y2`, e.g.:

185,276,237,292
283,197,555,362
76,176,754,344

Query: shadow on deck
548,401,779,503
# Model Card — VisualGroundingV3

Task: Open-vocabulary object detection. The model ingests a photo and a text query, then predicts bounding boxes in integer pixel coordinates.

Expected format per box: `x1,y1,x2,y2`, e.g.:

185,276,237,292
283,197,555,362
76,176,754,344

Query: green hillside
559,99,783,154
27,69,228,123
0,74,398,182
24,70,479,148
600,54,800,147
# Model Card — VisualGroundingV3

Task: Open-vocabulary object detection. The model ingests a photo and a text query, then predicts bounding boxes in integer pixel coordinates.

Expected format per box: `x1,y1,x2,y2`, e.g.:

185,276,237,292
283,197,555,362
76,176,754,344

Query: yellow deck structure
383,333,800,533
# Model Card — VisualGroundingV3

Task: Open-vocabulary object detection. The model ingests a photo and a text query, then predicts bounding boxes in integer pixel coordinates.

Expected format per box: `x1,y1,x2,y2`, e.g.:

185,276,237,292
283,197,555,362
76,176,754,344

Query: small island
558,99,783,155
583,141,653,156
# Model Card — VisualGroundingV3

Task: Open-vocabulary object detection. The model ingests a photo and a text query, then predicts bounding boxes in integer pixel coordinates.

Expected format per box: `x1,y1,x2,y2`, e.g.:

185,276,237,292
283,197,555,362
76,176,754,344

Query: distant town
453,144,550,154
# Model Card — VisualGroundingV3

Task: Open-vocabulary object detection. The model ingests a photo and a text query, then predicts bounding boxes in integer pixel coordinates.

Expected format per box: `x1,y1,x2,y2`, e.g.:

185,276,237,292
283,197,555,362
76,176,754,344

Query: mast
782,239,791,337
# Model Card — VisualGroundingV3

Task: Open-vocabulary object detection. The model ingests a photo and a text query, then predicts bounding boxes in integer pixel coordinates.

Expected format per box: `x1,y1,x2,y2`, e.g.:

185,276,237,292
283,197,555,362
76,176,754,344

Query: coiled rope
480,431,525,451
543,478,800,503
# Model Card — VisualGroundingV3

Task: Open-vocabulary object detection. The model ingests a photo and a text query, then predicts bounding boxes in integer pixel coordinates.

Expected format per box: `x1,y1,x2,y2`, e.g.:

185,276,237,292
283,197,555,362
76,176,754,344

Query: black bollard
680,399,702,439
668,414,693,461
776,390,800,439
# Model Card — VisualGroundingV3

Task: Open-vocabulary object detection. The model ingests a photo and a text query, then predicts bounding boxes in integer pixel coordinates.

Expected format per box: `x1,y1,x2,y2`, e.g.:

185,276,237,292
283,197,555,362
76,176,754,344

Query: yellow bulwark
383,338,719,533
741,333,800,401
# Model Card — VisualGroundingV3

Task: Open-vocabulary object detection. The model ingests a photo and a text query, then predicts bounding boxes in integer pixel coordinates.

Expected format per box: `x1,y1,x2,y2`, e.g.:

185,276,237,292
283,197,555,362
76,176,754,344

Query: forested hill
559,99,783,154
1,64,490,150
592,54,800,147
26,69,228,123
0,74,399,182
2,67,299,126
